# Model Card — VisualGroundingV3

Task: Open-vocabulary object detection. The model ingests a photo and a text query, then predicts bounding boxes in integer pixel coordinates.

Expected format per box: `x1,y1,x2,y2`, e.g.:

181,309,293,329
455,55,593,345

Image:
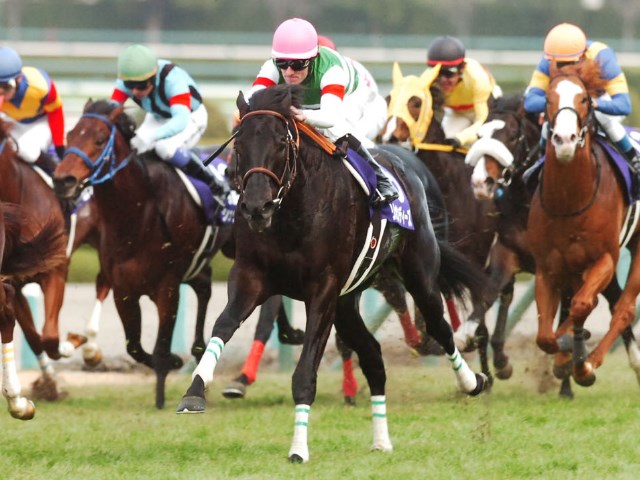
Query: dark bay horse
466,94,640,396
52,99,234,408
528,60,640,386
0,201,67,419
176,84,490,463
382,62,499,379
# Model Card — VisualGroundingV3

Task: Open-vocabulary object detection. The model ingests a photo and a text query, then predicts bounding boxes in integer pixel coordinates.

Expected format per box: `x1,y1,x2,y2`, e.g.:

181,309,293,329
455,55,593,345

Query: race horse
382,62,499,379
0,201,67,419
528,59,640,386
176,84,490,463
0,117,87,372
466,94,640,396
52,99,234,408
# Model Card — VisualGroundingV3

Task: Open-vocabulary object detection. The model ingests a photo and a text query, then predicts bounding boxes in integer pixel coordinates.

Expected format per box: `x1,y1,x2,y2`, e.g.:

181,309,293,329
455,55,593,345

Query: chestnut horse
467,94,640,396
0,118,86,369
176,85,490,463
0,202,67,419
529,60,640,386
52,99,233,408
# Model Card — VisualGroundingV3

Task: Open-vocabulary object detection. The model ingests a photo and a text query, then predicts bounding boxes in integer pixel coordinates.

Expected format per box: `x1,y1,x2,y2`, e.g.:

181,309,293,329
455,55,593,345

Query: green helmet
117,44,158,81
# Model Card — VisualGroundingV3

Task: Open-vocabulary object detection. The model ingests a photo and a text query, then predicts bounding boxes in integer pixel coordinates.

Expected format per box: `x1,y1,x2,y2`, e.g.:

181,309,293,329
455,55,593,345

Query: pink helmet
271,18,319,60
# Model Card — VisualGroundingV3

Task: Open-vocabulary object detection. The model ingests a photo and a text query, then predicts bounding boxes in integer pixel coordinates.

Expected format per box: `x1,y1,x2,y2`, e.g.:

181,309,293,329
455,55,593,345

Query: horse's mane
549,58,608,98
248,84,305,120
84,99,137,142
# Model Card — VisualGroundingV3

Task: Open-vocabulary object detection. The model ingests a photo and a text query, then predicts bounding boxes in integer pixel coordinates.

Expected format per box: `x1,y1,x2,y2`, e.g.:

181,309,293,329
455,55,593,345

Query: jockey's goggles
274,58,311,71
0,79,16,91
124,78,153,90
438,67,462,78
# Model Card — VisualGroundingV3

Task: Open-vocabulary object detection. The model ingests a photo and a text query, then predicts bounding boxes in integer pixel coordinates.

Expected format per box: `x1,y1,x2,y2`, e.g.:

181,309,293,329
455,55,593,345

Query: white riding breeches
2,115,52,163
136,104,208,161
442,108,474,139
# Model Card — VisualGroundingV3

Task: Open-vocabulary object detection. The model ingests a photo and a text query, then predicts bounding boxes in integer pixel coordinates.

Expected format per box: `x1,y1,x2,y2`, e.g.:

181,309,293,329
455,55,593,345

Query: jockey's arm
300,91,342,129
43,81,65,150
155,95,192,139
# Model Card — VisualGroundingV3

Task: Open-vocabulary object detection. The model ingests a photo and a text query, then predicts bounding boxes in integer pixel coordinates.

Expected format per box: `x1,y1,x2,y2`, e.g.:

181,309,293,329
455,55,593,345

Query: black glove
443,137,461,148
55,145,65,160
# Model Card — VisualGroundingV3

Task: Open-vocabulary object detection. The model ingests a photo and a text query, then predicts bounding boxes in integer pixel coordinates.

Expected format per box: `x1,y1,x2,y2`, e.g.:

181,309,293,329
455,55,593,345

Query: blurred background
2,0,639,280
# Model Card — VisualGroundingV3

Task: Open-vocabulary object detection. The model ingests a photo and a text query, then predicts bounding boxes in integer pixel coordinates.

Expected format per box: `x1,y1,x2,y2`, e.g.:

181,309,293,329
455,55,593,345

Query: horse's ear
108,104,125,123
420,64,441,88
83,98,94,113
236,91,250,118
392,62,404,86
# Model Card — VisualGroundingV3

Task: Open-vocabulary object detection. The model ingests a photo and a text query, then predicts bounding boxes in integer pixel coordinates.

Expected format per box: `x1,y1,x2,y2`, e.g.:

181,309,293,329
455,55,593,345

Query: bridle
235,109,300,207
63,112,131,187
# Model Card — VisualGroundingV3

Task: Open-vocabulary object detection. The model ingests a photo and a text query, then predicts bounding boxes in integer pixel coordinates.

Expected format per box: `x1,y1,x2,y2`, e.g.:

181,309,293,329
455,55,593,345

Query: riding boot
341,134,398,206
34,151,59,176
623,147,640,198
173,148,230,207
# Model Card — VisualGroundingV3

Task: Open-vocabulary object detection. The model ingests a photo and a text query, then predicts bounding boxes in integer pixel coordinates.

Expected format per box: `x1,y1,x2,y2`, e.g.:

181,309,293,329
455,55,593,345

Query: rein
64,112,132,186
237,109,300,207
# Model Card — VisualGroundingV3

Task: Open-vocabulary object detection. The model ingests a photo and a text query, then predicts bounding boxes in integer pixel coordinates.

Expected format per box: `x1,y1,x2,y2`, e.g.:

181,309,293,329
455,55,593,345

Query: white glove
130,130,155,154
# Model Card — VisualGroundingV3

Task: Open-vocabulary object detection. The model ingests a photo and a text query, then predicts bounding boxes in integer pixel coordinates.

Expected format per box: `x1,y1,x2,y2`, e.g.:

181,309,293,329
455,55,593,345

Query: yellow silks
387,62,441,147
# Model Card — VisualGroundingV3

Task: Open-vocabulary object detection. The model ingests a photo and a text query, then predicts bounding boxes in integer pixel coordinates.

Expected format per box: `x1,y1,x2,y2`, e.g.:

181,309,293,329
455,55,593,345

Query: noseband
236,109,300,207
64,112,131,186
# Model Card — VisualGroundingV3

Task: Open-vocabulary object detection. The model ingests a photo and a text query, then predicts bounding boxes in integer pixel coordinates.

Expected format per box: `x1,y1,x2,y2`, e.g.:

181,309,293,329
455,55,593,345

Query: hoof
573,363,596,387
176,395,206,414
83,349,103,368
553,353,572,380
557,334,573,353
289,454,306,464
278,328,305,345
343,396,356,407
495,362,513,380
468,373,490,396
558,378,574,400
371,442,393,453
415,335,445,356
9,400,35,420
222,381,246,399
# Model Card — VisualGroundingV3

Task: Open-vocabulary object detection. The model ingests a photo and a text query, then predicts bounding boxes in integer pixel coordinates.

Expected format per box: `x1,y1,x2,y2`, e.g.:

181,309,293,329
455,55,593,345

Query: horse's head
234,85,301,233
381,63,441,148
466,95,541,199
546,59,605,163
53,99,136,199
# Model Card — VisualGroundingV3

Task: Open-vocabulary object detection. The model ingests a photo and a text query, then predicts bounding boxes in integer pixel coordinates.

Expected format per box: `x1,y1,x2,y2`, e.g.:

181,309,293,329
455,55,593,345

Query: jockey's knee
154,141,177,161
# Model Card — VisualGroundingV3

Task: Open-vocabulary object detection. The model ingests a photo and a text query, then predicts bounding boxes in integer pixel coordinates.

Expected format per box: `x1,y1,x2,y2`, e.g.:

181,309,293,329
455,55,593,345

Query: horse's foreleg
492,279,515,380
113,291,152,368
0,304,35,420
335,333,358,405
177,275,263,414
335,294,392,454
288,285,338,463
534,272,561,353
39,269,71,359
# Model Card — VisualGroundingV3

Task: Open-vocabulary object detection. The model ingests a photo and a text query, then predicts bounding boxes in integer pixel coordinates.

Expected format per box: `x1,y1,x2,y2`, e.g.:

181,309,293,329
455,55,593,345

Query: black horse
176,84,490,463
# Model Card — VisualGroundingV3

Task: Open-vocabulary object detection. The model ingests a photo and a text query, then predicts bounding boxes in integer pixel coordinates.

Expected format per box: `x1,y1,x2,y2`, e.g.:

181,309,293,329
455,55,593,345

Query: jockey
0,47,65,174
246,18,398,206
427,36,502,148
317,34,387,142
524,22,640,193
111,44,228,203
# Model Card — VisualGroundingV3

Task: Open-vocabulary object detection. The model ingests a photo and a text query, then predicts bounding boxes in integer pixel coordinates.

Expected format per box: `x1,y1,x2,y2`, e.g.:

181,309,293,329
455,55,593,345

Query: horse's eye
96,136,107,146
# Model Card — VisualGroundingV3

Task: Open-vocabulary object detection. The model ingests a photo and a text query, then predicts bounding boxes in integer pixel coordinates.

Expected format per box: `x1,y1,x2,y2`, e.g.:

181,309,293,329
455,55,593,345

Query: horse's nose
551,131,579,147
239,199,277,232
53,175,80,199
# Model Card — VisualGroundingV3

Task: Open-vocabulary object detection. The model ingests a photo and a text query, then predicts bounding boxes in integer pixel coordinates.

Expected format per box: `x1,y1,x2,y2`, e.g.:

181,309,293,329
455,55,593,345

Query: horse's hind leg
185,268,212,362
82,270,110,368
335,333,358,405
335,294,392,454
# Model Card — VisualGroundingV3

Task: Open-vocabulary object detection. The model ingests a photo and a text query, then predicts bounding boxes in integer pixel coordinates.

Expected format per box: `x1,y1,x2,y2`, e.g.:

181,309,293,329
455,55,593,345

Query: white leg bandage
448,347,478,393
191,337,224,386
371,395,393,452
288,404,310,463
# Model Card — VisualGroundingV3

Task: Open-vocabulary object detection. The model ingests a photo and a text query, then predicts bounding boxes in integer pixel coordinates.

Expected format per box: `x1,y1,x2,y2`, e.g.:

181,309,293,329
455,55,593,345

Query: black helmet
427,36,465,67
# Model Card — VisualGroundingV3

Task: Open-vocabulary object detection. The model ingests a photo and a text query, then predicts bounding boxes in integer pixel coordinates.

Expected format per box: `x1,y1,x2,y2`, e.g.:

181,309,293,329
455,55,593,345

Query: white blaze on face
551,79,583,161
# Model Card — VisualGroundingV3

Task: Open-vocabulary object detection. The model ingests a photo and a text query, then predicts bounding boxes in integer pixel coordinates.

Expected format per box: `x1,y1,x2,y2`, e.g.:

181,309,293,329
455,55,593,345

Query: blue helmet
0,47,23,82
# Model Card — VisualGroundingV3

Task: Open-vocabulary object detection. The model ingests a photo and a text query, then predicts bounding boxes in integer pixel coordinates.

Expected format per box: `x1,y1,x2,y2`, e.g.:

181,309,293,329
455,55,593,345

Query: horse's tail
437,239,489,307
2,205,67,281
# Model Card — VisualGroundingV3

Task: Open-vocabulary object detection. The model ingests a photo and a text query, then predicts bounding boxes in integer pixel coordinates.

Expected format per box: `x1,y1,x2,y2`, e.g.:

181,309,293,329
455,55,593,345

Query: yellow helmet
543,23,587,62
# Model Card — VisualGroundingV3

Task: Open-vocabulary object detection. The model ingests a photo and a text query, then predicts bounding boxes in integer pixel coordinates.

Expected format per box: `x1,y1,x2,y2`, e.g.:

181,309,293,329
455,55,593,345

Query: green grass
68,245,234,283
3,351,640,479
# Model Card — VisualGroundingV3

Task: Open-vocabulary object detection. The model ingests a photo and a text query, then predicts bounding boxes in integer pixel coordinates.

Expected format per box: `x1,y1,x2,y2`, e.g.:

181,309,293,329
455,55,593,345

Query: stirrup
372,189,398,206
